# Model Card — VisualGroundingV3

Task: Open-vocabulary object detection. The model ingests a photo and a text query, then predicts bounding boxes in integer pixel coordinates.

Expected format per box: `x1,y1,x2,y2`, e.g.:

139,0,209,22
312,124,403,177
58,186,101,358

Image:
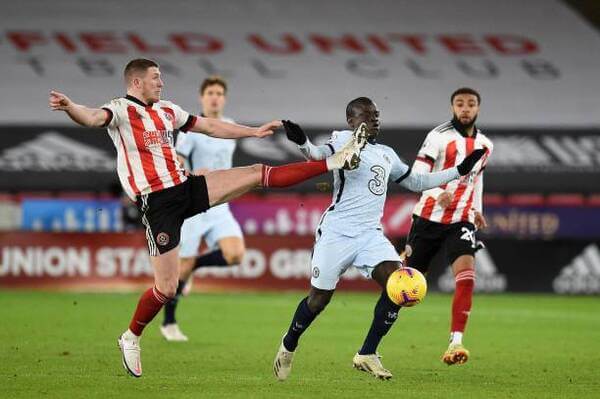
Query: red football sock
129,286,170,336
262,160,328,187
451,270,475,333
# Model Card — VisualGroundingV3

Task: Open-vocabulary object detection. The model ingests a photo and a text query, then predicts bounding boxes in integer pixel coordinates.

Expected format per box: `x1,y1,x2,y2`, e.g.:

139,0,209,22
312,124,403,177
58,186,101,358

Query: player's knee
452,255,475,275
307,293,332,314
156,282,178,299
224,250,245,265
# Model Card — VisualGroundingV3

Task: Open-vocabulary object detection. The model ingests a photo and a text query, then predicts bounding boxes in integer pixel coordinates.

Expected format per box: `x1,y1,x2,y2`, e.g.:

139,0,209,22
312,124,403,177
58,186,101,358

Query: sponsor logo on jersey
553,244,600,294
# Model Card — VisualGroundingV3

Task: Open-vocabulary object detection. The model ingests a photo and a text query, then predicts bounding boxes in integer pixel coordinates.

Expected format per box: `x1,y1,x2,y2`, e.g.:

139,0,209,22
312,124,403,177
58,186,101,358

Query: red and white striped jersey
412,120,493,225
101,95,197,200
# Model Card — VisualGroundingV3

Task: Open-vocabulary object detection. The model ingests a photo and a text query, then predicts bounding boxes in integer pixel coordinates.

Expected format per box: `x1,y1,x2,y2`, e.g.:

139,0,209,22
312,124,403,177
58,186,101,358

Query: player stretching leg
161,76,245,342
405,87,493,366
272,97,485,381
49,58,367,377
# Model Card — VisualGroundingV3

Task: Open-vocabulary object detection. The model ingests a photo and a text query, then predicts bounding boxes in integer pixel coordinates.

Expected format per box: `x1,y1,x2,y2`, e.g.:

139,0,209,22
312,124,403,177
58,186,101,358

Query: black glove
282,120,307,145
457,148,486,176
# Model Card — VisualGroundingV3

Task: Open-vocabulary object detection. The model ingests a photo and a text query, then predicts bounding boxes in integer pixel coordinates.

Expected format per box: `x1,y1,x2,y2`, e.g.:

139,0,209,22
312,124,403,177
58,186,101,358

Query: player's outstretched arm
189,117,280,139
398,149,486,192
283,120,330,160
48,90,109,128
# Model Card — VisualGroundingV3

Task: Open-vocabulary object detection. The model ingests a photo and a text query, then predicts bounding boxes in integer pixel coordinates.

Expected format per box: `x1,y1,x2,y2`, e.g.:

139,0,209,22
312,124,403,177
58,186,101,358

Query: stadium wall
1,232,599,295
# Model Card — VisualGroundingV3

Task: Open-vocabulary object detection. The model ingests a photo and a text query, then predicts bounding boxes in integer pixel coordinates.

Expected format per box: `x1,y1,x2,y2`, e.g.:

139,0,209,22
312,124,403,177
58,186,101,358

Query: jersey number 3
368,165,386,196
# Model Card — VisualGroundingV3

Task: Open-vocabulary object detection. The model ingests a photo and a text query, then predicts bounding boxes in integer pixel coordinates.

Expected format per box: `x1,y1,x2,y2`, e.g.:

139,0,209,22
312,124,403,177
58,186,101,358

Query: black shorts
404,215,478,273
136,175,210,256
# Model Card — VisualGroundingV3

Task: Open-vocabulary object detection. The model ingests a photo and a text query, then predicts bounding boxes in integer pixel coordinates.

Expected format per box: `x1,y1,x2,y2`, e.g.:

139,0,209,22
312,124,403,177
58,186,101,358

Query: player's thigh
404,219,443,274
179,213,206,258
204,165,263,207
353,230,402,285
444,222,478,267
310,232,358,291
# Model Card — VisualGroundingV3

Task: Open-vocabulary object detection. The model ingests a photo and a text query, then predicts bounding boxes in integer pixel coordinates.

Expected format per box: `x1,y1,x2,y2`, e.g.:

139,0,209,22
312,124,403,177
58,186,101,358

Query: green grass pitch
1,291,599,398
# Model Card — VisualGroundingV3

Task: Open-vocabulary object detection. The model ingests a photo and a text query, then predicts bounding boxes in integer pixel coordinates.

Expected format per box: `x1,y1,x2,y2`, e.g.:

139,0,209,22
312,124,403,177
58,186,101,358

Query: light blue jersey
176,116,236,172
317,130,410,237
176,116,243,254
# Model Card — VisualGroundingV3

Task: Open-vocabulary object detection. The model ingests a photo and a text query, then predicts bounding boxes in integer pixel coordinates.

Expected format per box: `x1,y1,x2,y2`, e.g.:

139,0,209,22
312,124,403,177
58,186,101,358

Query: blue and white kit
176,117,243,257
300,130,460,290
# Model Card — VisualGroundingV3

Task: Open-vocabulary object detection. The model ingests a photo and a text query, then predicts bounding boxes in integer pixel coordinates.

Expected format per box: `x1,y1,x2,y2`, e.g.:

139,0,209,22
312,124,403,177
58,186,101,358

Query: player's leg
189,211,245,269
204,124,367,207
273,231,355,381
181,211,244,295
118,190,187,377
442,223,478,365
352,231,404,380
160,215,204,341
274,286,335,381
160,256,194,341
119,247,180,377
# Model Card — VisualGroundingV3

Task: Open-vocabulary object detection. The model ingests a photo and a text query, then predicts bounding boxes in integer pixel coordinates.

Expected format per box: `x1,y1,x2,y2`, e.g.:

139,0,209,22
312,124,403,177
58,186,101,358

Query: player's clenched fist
49,90,72,111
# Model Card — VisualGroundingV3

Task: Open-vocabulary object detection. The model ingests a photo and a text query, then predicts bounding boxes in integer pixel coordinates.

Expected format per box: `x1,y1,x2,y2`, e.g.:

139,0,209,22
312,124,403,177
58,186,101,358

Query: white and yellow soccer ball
386,267,427,307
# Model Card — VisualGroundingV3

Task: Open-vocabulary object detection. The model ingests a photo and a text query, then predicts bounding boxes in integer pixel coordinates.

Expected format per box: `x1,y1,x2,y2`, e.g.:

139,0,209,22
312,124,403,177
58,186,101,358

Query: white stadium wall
0,0,600,127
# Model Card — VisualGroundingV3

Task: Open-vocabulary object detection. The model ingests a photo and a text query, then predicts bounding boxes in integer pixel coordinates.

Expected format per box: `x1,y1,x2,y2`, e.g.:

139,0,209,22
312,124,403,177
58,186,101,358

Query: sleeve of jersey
100,99,120,128
397,167,460,192
413,130,439,172
169,102,197,131
389,148,411,182
298,138,333,160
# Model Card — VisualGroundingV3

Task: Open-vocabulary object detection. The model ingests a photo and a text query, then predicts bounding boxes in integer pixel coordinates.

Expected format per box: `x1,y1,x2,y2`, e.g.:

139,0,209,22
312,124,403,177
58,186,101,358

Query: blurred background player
160,76,245,341
405,87,493,366
49,58,368,378
273,97,485,381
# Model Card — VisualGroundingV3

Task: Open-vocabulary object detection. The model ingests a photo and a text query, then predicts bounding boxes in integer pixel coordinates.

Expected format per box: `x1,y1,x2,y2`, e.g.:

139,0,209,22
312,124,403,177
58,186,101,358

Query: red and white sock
261,160,328,188
450,269,475,344
128,286,170,336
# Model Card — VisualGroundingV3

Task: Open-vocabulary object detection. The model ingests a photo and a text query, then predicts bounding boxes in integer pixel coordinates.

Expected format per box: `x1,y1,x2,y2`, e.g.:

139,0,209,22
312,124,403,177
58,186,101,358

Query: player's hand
474,211,487,230
255,120,281,138
49,90,73,111
437,191,452,208
282,120,307,145
457,148,486,176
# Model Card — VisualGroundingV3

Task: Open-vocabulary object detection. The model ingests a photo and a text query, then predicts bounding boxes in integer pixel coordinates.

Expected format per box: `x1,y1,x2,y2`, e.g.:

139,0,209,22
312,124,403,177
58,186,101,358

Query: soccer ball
386,267,427,307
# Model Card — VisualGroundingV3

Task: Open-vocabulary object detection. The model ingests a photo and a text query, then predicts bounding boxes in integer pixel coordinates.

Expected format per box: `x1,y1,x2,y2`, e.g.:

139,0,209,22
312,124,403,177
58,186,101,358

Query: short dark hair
200,76,228,95
346,96,374,119
124,58,159,81
451,87,481,105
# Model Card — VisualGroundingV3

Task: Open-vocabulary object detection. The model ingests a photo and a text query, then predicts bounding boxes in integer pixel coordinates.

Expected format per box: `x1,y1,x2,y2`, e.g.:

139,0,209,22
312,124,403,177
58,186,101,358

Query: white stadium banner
1,0,600,127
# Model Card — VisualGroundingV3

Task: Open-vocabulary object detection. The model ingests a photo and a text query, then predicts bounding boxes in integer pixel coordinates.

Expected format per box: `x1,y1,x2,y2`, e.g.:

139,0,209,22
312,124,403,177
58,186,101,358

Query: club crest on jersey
156,232,170,246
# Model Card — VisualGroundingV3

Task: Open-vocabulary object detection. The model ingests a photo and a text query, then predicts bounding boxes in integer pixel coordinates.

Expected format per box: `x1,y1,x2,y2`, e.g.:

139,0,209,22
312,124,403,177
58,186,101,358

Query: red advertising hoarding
0,232,377,292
